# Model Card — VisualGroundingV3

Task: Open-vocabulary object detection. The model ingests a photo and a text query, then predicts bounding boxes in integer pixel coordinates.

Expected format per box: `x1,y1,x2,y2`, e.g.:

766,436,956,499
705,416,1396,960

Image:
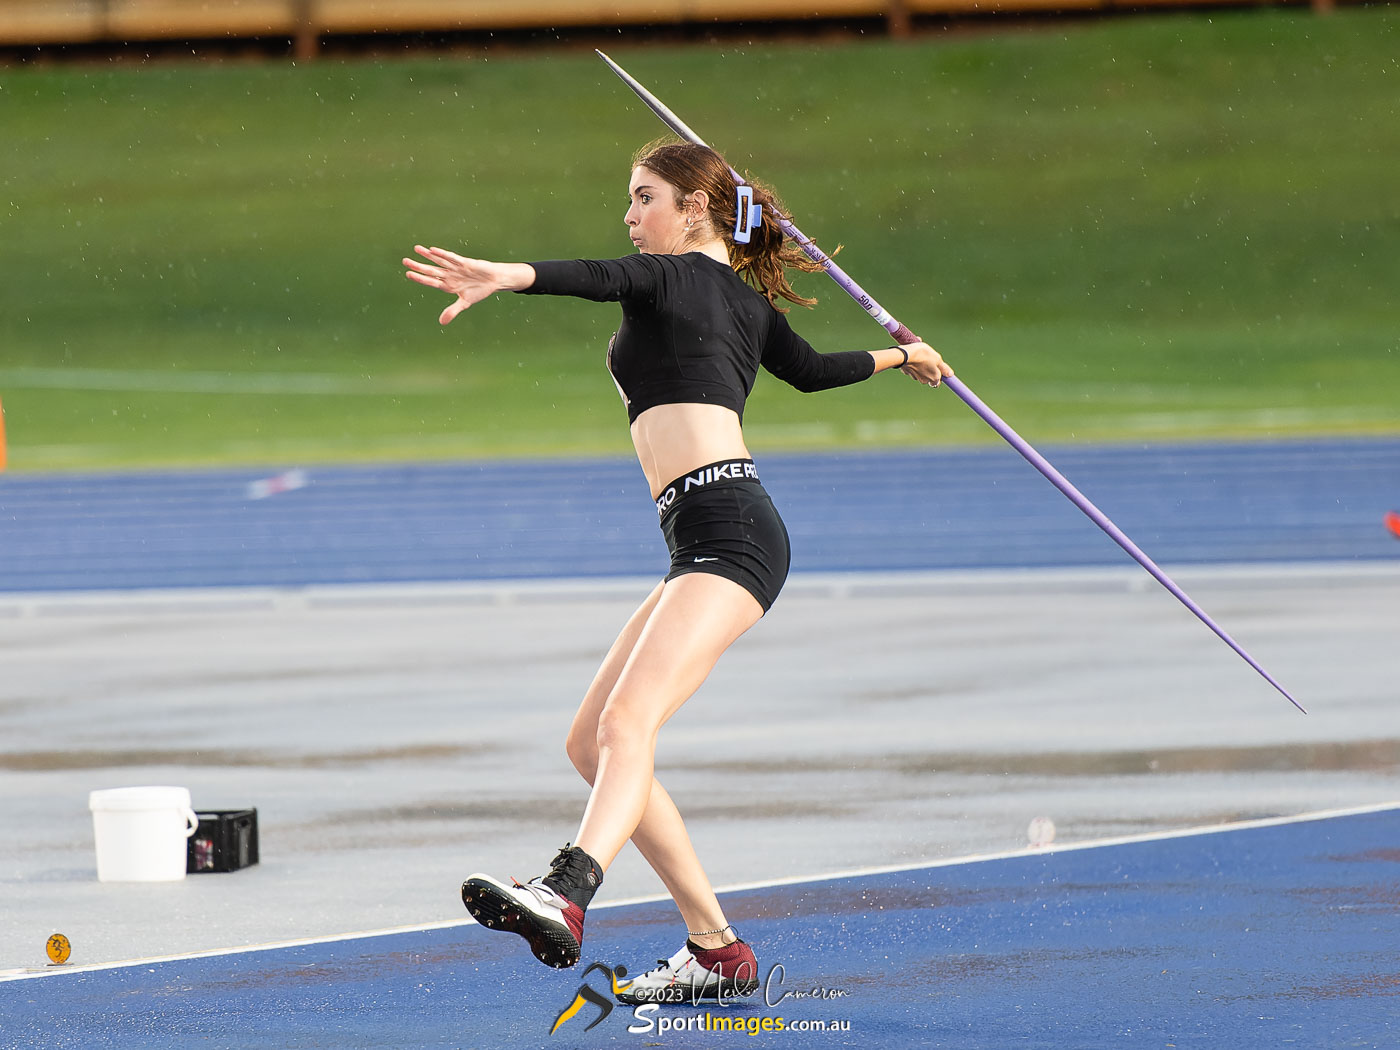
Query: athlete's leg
627,780,735,948
573,572,762,887
567,761,735,946
564,580,664,777
461,576,758,969
565,576,758,947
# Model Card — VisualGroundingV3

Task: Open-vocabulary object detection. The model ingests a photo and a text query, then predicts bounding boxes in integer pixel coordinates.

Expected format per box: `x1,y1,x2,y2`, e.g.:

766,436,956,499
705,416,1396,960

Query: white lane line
2,560,1397,620
4,799,1394,983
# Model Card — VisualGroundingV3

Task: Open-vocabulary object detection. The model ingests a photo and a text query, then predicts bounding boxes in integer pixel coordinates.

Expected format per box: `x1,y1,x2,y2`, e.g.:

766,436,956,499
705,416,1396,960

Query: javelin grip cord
596,50,1303,714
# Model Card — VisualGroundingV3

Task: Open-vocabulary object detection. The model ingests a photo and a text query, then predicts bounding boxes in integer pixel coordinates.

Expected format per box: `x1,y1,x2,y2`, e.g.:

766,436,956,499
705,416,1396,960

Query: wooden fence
0,0,1330,49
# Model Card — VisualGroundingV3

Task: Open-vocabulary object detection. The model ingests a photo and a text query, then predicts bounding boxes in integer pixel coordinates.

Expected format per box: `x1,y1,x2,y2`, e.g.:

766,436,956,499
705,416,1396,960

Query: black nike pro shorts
655,458,790,614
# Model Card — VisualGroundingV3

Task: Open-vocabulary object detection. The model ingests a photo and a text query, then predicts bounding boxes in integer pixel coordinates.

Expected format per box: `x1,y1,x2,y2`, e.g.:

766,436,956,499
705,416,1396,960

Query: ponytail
631,140,829,311
725,178,827,310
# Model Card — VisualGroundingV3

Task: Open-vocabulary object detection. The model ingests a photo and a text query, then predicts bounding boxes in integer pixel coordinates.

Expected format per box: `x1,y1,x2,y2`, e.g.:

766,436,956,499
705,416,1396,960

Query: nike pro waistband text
655,459,761,517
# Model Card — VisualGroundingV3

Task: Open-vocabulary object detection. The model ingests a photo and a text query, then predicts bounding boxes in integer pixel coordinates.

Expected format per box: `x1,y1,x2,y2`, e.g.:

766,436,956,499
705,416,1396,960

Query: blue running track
3,806,1397,1049
2,439,1397,1048
0,438,1396,592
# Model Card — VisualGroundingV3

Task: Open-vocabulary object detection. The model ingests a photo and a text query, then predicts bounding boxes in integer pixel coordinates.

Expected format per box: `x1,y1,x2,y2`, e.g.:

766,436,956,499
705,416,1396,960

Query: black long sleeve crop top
518,252,876,424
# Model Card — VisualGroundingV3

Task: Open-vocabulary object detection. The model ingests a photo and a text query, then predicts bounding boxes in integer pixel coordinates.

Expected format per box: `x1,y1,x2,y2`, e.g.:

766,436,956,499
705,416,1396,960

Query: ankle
540,844,604,910
687,924,738,952
689,935,732,951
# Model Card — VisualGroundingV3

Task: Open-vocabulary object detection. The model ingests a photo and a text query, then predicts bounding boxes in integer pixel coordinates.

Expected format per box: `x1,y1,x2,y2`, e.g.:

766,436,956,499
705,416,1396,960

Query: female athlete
403,140,952,1003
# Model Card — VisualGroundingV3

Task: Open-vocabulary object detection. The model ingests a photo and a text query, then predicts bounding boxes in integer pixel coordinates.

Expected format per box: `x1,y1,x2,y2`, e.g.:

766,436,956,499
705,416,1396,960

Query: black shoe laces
547,843,590,881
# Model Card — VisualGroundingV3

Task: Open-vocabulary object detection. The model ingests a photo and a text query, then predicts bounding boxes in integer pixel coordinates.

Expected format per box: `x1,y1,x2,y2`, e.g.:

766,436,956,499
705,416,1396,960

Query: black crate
187,809,259,874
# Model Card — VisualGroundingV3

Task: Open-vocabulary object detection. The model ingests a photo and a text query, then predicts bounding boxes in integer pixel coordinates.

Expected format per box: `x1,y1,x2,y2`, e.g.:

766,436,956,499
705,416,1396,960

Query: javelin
596,49,1304,715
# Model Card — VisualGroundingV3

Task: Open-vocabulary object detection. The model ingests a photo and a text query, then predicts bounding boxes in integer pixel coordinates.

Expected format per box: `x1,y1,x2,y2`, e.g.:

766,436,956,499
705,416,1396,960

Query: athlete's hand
899,341,954,388
403,246,528,325
896,345,952,392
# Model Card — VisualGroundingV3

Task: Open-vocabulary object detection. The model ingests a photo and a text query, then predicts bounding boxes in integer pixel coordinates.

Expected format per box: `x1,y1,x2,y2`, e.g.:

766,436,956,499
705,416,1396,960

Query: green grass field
2,8,1397,470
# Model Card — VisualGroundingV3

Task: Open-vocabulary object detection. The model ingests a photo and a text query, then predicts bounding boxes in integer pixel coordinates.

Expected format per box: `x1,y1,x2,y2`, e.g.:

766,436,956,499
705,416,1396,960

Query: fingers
439,296,470,325
404,245,476,307
405,245,468,278
899,342,953,388
405,244,474,323
403,247,451,293
417,244,470,267
403,263,444,288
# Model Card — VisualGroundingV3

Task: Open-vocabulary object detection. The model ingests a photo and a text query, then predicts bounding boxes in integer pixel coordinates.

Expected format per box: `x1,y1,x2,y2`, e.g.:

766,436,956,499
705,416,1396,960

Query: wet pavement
2,563,1396,972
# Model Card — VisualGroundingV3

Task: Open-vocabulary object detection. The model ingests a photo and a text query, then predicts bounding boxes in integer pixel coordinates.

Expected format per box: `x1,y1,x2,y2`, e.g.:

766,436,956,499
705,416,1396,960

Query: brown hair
631,139,825,310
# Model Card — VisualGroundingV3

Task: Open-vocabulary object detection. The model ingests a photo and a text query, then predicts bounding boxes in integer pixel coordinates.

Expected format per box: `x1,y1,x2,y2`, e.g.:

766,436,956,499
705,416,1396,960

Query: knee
565,723,597,783
594,696,652,754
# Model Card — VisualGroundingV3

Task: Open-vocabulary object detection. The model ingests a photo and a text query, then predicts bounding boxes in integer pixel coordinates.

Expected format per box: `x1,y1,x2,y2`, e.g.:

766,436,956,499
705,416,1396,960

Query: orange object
1385,510,1400,540
46,933,71,965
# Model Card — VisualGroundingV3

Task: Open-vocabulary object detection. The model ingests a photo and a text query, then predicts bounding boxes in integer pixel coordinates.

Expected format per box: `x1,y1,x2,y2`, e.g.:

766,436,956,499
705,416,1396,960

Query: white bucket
88,786,199,883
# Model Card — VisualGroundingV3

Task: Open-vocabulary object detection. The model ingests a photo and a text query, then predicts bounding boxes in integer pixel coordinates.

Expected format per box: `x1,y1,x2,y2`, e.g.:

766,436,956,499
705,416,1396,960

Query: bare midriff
630,402,753,500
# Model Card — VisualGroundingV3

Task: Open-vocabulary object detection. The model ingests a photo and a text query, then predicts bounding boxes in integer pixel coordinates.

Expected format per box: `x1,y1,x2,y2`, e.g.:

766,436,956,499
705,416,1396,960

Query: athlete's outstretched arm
402,245,535,325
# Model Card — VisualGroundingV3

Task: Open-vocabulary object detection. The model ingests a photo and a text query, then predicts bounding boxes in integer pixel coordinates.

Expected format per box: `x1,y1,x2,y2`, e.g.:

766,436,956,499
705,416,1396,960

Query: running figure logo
550,963,632,1034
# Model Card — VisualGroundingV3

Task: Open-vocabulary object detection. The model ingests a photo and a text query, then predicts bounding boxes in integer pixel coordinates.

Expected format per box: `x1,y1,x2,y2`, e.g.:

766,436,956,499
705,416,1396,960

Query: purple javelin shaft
596,51,1304,714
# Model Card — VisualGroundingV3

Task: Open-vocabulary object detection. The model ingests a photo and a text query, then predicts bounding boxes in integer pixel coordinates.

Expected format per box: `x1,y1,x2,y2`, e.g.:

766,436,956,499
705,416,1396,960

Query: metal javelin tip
594,49,709,148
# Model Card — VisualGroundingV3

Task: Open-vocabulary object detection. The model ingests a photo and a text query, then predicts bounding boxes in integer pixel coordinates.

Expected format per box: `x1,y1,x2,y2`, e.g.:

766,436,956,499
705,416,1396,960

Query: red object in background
1385,511,1400,539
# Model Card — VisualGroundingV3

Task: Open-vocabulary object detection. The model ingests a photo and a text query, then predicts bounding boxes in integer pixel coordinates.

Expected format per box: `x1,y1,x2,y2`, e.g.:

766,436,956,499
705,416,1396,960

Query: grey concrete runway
2,564,1396,973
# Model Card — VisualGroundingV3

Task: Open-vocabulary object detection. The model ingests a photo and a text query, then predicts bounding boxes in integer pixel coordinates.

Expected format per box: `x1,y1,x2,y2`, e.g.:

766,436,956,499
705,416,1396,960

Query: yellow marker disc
45,933,71,965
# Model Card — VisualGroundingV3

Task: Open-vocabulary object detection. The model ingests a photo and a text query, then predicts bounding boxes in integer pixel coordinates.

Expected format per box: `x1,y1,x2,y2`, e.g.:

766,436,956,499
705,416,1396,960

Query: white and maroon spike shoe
615,938,760,1005
461,873,585,969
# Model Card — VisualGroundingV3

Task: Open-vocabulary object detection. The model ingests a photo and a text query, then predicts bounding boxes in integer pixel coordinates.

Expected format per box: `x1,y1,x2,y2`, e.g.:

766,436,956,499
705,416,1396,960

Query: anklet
688,924,734,938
